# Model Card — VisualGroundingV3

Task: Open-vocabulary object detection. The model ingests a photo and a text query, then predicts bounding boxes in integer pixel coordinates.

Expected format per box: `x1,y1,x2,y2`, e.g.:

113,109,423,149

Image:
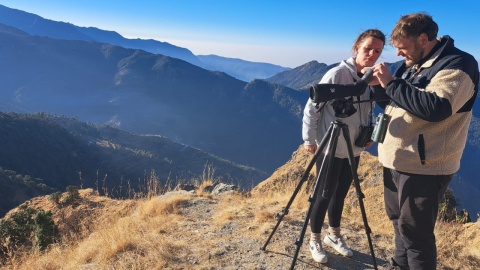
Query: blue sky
1,0,479,68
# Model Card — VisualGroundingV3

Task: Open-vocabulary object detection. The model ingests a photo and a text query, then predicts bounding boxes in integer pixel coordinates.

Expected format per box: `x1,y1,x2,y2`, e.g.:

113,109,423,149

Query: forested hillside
0,112,269,216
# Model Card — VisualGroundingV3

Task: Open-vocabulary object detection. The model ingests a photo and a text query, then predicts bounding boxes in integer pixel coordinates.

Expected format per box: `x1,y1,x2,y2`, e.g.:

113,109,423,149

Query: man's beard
405,42,425,67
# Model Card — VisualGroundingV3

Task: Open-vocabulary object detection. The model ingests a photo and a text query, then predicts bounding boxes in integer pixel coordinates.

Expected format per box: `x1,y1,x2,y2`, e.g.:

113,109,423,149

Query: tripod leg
261,124,334,251
341,124,378,270
289,123,341,270
320,125,341,199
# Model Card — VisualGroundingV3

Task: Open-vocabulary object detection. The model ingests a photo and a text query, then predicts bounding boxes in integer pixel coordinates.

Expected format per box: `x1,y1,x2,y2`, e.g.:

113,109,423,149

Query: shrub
61,186,80,205
66,185,80,200
34,210,58,250
48,191,63,204
61,195,74,204
0,207,37,255
455,209,472,224
0,207,59,259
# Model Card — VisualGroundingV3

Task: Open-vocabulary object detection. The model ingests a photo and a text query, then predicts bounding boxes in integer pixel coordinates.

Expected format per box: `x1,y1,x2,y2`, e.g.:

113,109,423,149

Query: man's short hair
390,12,438,45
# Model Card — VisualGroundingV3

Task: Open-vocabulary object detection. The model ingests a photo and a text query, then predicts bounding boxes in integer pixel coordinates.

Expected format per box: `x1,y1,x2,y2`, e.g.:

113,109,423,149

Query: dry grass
193,162,219,198
212,192,254,227
2,148,479,269
436,221,480,269
137,193,191,218
3,191,192,270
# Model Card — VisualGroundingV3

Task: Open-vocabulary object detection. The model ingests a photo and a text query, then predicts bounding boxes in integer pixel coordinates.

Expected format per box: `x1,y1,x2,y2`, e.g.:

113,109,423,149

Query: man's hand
304,144,317,154
361,68,381,86
372,62,394,88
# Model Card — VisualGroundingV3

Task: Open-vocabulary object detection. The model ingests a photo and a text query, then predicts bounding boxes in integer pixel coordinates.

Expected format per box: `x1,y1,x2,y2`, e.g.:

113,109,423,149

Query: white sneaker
309,240,328,263
324,234,353,257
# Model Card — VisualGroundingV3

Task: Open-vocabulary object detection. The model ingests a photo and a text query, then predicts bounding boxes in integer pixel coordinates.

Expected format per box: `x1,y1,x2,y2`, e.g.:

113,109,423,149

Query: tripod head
332,96,392,118
331,98,357,118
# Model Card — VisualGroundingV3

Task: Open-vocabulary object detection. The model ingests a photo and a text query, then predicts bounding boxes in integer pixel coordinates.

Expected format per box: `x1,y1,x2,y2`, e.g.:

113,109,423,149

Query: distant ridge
266,60,405,91
0,22,29,35
0,4,288,82
197,55,290,82
0,5,204,67
265,61,338,90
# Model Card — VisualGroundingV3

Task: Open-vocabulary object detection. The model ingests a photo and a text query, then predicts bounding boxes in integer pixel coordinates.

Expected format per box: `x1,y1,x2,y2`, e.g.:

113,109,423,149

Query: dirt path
167,192,391,270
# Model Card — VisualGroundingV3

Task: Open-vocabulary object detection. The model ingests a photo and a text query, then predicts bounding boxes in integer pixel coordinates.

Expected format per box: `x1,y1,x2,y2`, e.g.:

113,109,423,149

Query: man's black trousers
383,168,453,270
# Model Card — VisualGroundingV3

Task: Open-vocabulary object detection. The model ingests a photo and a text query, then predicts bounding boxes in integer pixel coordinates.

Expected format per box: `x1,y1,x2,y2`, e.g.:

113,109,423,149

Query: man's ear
418,33,429,47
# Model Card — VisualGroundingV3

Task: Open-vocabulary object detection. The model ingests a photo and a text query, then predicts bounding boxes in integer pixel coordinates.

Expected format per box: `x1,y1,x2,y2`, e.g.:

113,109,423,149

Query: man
370,13,479,270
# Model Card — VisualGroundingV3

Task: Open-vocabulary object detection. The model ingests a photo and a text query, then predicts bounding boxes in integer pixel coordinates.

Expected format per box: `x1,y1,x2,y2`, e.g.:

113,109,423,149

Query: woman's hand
364,141,374,149
304,144,317,154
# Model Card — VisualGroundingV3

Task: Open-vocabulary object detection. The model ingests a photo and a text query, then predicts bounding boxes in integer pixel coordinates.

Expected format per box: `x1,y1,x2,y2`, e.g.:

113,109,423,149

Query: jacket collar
420,35,453,69
340,57,359,80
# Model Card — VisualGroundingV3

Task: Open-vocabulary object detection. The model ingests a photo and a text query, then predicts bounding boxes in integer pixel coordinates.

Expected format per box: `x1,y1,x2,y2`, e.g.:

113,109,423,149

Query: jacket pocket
417,134,430,165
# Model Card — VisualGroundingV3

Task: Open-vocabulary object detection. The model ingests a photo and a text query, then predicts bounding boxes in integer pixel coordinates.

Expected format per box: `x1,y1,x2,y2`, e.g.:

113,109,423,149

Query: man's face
393,37,425,67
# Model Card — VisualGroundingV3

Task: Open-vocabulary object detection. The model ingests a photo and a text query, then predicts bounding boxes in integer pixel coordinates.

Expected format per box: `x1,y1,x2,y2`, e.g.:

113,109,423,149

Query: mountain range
0,4,290,82
0,22,305,174
197,55,290,82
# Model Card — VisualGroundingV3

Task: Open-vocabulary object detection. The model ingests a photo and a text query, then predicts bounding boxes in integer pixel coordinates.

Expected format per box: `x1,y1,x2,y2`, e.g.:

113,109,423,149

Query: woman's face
355,36,384,69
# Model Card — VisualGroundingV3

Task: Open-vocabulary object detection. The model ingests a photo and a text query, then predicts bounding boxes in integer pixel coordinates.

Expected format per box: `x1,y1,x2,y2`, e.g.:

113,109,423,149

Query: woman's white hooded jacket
302,57,373,158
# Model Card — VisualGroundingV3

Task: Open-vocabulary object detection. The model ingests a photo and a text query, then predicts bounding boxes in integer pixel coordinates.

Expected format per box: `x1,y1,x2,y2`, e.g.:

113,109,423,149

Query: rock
214,251,225,256
202,183,219,193
176,184,196,191
212,183,237,195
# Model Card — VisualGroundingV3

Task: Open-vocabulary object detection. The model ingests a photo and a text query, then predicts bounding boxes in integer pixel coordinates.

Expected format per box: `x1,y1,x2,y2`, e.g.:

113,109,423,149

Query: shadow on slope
0,112,269,216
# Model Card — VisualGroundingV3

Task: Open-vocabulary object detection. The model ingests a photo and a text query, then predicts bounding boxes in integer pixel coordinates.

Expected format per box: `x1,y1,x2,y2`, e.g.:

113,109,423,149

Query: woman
302,29,385,263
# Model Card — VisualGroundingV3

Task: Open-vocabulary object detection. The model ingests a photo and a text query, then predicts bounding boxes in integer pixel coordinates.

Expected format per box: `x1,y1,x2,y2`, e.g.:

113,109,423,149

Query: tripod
260,101,378,270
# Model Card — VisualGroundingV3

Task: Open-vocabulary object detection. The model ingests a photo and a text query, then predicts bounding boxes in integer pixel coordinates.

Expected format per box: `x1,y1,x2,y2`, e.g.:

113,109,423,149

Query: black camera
355,125,374,147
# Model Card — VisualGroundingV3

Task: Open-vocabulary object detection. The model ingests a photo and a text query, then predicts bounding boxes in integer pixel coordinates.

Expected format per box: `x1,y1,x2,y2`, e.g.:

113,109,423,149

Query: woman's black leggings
310,155,359,233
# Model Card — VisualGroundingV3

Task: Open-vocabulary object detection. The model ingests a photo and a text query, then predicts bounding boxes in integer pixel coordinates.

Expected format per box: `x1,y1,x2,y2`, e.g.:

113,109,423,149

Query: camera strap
314,101,328,114
353,72,365,126
369,99,374,126
356,95,362,126
356,94,374,126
